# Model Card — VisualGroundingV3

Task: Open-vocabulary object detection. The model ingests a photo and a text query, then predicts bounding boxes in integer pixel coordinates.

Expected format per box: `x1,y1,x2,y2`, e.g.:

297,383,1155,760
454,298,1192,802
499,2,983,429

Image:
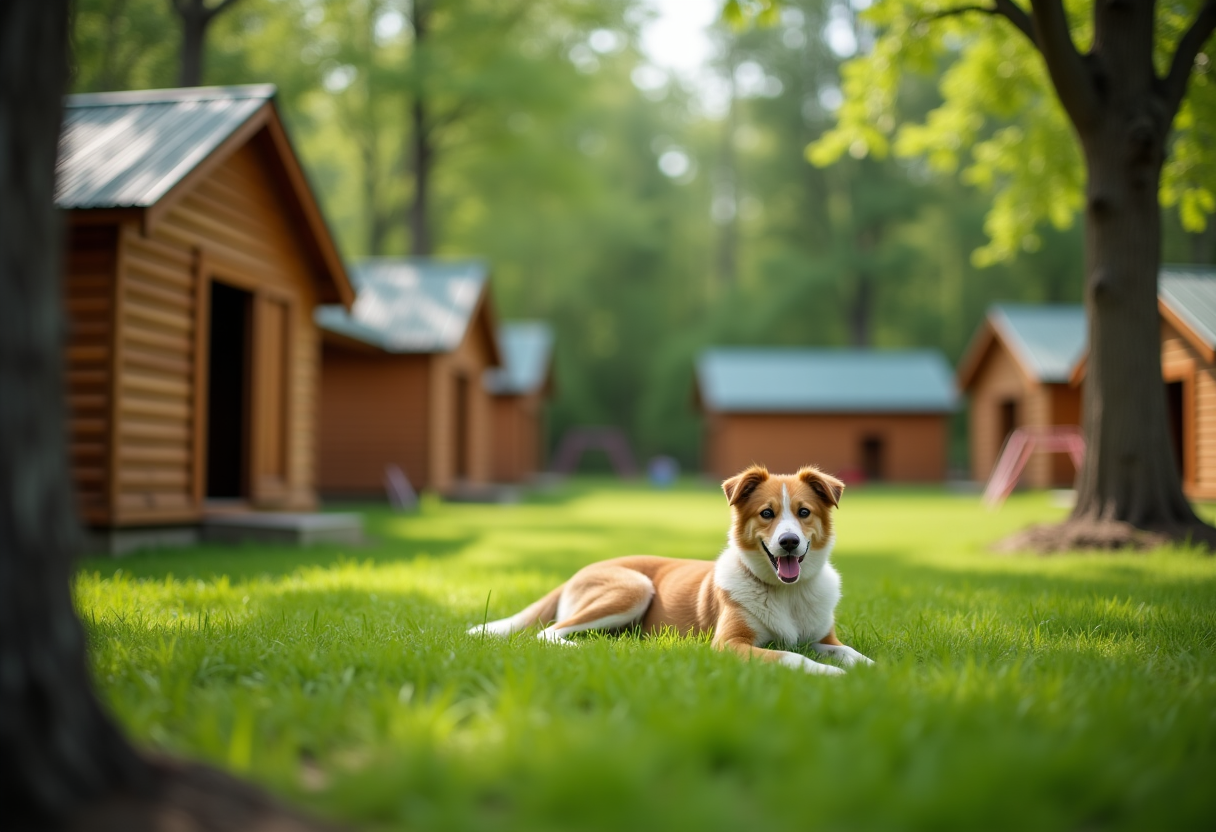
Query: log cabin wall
317,349,432,494
491,392,543,483
966,338,1028,485
63,225,118,525
705,412,948,482
428,309,496,493
1161,319,1216,499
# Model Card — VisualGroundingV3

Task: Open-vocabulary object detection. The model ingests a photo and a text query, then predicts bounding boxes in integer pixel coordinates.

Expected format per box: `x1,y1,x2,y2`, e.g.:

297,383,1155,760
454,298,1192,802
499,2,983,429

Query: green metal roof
56,85,275,209
485,321,554,395
697,348,957,413
315,258,489,354
1160,265,1216,349
989,303,1087,382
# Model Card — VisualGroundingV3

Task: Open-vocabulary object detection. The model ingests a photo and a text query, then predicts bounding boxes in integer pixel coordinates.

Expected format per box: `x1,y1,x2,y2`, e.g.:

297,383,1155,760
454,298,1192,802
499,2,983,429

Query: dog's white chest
715,550,841,646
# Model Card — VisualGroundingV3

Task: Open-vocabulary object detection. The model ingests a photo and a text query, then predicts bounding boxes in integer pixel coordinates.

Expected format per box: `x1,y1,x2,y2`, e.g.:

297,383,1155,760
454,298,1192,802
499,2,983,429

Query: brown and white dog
469,464,874,676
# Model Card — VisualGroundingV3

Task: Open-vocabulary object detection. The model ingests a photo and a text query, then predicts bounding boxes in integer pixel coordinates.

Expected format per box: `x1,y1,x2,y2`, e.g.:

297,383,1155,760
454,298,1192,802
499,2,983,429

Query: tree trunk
0,1,153,824
407,0,433,256
1065,1,1215,543
409,95,433,255
178,2,208,87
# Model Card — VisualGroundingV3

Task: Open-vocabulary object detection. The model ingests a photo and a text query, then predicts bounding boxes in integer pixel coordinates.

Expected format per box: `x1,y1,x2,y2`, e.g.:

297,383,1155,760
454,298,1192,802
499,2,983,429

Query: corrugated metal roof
57,85,275,209
1160,265,1216,349
315,258,488,353
485,321,554,395
697,348,957,413
990,303,1087,382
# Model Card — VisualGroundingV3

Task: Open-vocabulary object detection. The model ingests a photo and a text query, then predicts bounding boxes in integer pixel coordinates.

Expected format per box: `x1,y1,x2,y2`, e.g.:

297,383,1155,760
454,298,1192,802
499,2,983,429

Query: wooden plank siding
63,225,118,524
492,391,544,483
965,336,1079,489
705,412,948,482
318,349,432,494
428,311,497,493
1162,319,1216,500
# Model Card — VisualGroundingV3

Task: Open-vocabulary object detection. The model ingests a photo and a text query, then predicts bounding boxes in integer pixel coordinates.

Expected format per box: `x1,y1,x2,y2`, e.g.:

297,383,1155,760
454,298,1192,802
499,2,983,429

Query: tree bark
408,0,434,256
1069,1,1210,537
172,0,242,88
0,1,154,825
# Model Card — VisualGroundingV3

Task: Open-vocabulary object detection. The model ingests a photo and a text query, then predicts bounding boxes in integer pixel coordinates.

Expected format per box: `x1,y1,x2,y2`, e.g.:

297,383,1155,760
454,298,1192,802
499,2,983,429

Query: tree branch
203,0,241,23
1161,0,1216,121
1028,0,1099,129
925,0,1037,48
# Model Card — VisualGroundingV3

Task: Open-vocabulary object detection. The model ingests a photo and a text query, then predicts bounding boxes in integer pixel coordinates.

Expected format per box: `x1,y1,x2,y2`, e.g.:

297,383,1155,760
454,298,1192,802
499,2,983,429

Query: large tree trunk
409,95,433,255
0,1,154,824
1012,0,1216,549
2,3,340,828
177,1,208,87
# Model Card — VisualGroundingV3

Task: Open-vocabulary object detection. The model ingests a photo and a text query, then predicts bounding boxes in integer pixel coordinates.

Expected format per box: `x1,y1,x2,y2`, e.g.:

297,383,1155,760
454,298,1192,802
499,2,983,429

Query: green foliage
808,0,1216,262
77,482,1216,830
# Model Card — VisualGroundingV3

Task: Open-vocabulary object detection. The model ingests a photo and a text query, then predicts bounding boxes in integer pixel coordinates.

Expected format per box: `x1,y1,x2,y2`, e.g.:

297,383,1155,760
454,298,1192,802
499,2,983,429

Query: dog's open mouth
762,542,805,584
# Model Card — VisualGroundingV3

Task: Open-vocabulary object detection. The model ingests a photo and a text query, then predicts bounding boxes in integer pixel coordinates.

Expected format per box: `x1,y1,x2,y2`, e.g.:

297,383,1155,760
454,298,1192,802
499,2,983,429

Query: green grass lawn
76,480,1216,831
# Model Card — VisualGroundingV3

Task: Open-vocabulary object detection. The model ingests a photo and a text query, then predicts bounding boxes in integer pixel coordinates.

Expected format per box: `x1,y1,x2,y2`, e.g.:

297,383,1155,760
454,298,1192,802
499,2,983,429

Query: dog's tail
467,583,565,638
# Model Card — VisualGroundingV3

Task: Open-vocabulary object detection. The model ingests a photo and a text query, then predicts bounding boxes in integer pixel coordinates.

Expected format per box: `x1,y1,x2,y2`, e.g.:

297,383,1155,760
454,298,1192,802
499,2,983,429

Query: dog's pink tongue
777,555,800,581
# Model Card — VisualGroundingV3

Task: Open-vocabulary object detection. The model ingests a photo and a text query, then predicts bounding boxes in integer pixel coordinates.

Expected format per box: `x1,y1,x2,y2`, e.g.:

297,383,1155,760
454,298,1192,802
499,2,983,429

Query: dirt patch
992,520,1181,554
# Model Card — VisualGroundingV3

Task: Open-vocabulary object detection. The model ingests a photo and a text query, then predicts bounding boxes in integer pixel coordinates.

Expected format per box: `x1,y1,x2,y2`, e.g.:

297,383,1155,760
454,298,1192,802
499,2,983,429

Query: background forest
69,0,1214,472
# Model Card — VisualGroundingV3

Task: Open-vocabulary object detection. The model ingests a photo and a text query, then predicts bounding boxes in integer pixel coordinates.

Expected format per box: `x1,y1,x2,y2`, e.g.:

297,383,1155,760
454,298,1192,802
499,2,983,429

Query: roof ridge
66,84,277,108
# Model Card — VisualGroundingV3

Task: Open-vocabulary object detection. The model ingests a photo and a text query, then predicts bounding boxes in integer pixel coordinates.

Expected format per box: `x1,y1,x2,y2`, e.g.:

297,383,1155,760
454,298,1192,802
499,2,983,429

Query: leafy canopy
807,0,1216,266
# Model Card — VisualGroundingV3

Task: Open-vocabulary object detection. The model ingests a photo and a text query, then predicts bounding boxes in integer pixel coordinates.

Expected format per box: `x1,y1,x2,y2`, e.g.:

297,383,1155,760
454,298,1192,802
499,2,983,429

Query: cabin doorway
1165,380,1185,482
860,435,886,482
206,281,252,499
998,398,1019,453
454,373,471,481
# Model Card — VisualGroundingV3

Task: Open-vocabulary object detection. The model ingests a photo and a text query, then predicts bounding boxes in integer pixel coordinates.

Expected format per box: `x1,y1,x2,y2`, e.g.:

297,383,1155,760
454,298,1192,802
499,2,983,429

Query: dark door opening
860,435,885,482
1166,380,1185,481
206,281,252,498
998,398,1019,451
454,373,470,480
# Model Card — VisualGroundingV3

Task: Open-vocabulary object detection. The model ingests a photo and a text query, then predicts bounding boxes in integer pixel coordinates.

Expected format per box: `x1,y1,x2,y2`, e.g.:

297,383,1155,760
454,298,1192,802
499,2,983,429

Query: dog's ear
799,466,844,509
722,465,769,506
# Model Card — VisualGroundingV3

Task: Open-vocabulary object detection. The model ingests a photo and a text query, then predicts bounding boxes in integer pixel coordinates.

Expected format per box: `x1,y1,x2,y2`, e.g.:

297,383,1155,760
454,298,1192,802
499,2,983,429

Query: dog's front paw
779,652,846,676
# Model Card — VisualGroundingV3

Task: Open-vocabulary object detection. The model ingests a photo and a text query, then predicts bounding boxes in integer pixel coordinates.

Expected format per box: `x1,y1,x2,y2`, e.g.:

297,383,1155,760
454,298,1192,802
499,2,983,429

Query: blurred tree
70,0,177,91
811,0,1216,545
170,0,244,86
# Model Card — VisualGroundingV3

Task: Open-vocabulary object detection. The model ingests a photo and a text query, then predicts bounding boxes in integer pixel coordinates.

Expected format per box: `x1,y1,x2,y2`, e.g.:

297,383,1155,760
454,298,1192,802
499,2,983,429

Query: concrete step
201,512,363,546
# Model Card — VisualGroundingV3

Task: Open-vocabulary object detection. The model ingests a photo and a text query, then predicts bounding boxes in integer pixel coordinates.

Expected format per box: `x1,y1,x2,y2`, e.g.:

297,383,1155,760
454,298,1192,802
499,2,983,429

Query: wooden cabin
56,85,354,529
696,349,957,482
316,259,501,496
957,304,1086,488
1069,267,1216,499
485,321,554,483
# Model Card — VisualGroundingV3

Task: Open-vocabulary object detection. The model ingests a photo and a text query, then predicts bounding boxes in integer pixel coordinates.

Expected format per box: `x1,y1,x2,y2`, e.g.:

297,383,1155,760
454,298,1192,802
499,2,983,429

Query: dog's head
721,464,844,586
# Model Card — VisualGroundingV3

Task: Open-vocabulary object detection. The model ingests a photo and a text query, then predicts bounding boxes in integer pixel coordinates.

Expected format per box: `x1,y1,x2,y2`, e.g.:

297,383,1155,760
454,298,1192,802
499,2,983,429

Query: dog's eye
798,507,811,518
760,508,774,519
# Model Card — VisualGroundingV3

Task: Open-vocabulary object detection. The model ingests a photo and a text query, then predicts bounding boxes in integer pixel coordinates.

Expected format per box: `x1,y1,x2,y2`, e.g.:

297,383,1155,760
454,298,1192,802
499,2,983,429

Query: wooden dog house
485,321,554,483
956,304,1086,488
316,259,501,495
696,348,957,482
56,85,354,528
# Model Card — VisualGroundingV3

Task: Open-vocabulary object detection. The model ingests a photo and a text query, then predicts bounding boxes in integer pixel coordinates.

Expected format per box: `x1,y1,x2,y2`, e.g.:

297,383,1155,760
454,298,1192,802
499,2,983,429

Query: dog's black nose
778,533,800,552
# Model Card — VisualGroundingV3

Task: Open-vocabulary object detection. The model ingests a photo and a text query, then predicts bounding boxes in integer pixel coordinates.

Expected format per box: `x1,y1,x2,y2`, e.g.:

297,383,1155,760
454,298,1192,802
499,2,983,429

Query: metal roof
485,321,554,395
1160,265,1216,349
315,258,489,353
696,348,958,413
989,303,1087,382
57,85,275,209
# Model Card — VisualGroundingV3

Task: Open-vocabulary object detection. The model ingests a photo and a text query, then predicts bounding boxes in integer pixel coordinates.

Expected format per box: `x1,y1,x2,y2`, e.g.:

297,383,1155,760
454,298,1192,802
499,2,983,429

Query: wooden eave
143,100,355,310
957,315,1042,392
1070,298,1216,385
465,285,503,368
1159,296,1216,365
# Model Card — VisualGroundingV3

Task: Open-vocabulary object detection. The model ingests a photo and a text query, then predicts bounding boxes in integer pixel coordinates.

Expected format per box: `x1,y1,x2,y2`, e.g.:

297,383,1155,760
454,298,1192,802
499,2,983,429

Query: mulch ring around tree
990,519,1209,554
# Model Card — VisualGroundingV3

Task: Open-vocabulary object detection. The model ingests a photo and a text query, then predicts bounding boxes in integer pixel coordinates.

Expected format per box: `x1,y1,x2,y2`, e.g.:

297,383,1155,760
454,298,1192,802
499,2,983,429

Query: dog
468,464,874,675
